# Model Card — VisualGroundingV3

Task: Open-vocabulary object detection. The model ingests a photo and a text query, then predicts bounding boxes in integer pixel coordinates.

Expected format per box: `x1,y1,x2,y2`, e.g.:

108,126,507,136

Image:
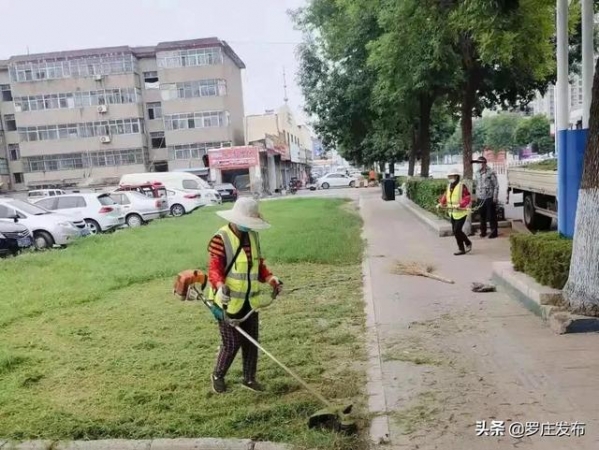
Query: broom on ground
392,261,455,284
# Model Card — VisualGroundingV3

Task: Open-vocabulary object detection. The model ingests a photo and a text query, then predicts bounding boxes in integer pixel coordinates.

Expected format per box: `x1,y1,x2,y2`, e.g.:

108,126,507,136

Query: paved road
355,189,597,449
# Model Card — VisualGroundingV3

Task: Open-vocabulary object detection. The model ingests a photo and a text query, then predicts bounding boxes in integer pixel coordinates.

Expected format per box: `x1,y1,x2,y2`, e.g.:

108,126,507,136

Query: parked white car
27,189,66,202
316,173,358,189
109,191,165,227
0,198,84,249
119,172,222,206
165,189,204,217
32,193,125,235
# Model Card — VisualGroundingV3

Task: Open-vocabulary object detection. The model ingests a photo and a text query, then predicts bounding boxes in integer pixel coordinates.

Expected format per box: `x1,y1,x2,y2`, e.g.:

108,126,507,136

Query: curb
0,439,292,450
398,197,512,237
359,196,391,446
492,261,599,334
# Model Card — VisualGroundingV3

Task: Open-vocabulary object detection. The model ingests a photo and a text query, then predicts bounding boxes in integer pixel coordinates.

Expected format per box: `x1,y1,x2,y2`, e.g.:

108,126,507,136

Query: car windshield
7,199,51,215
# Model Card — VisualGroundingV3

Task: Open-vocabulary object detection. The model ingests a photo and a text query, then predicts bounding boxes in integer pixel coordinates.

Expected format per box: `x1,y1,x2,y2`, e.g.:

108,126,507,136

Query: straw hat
446,167,462,178
216,197,271,230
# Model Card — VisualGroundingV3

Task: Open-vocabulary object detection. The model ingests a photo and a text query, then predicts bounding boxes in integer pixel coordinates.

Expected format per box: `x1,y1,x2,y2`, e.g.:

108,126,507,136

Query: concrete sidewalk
359,190,599,450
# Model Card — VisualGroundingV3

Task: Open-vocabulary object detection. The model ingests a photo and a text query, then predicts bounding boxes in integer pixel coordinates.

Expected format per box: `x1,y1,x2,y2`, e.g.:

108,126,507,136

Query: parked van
119,173,221,206
28,189,66,201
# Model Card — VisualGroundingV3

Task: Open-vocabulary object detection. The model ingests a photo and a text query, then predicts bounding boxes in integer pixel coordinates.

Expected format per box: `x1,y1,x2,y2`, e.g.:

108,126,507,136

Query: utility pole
283,67,289,104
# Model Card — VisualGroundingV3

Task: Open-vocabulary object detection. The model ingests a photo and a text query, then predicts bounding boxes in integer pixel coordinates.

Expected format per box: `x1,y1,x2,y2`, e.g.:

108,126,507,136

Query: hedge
406,178,447,214
510,232,572,289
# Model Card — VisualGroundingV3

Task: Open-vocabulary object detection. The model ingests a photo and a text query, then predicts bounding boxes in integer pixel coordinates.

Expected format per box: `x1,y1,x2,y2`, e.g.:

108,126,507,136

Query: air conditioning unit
97,105,108,114
100,136,111,144
94,74,104,81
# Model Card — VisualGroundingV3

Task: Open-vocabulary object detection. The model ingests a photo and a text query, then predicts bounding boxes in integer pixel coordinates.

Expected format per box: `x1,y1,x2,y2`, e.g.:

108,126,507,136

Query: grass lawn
0,198,367,450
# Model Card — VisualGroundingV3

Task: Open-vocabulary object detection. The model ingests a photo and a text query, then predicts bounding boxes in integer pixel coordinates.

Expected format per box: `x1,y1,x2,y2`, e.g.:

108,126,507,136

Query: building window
167,141,231,160
144,71,159,89
164,111,228,131
150,131,166,149
8,144,20,161
4,114,16,132
146,102,163,120
24,148,146,172
13,88,140,112
0,158,8,175
14,172,24,184
0,84,12,101
9,53,137,83
161,79,227,100
18,118,144,142
157,47,223,69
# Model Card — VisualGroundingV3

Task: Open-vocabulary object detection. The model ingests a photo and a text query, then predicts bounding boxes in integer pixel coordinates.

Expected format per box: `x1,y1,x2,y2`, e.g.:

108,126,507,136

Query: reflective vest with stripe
446,182,468,220
208,225,266,314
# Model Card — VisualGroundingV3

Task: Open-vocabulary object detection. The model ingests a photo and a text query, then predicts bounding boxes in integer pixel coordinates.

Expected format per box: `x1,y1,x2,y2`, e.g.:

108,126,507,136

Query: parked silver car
0,198,83,249
109,191,166,227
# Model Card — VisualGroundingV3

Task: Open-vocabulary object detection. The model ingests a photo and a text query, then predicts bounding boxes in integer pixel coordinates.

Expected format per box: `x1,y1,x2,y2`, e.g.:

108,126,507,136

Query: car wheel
171,204,186,217
349,180,356,188
322,182,330,190
126,213,143,228
33,231,54,250
85,219,101,235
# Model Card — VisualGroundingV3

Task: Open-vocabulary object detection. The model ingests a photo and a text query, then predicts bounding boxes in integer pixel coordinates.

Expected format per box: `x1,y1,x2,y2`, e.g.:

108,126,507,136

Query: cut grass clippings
0,198,367,450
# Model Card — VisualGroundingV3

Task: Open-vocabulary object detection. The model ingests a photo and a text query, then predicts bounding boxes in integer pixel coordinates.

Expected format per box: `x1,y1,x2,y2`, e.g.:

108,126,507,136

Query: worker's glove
267,276,283,298
216,285,231,306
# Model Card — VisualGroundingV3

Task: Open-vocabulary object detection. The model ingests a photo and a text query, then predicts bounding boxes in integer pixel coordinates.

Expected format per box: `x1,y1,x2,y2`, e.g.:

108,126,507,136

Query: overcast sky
0,0,308,122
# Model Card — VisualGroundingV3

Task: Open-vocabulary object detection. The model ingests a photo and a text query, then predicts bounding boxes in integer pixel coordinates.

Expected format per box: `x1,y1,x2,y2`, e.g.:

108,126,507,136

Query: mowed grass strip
0,198,368,449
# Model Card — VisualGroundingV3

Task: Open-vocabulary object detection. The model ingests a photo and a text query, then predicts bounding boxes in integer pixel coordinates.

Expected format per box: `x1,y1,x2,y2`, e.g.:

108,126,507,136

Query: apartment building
0,37,245,191
245,104,313,189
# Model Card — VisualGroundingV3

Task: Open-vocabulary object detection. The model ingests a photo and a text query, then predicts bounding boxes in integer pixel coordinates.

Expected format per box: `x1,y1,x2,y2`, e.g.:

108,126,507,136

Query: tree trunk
460,79,476,180
408,127,417,176
419,95,433,178
378,161,385,174
563,57,599,316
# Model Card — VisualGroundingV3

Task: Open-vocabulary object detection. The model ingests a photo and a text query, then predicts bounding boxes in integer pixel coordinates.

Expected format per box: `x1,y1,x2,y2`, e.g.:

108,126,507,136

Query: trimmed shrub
395,176,408,186
406,178,448,214
510,232,572,289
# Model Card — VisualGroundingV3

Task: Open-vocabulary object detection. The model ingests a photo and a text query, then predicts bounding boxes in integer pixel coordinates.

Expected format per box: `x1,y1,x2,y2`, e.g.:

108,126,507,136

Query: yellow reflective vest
446,182,468,220
208,225,267,315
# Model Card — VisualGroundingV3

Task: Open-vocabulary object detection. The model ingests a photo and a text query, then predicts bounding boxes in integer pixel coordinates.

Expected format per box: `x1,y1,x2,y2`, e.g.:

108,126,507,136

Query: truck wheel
523,194,552,231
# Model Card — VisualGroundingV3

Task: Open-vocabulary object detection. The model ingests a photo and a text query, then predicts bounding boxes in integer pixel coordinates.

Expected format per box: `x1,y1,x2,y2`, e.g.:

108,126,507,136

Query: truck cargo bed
507,168,558,196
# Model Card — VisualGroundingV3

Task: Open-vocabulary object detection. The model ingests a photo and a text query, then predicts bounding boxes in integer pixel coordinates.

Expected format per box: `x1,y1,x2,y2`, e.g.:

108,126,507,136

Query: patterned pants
213,313,259,381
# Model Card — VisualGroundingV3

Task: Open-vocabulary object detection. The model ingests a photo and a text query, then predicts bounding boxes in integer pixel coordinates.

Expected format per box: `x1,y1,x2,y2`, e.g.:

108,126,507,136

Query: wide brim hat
216,197,271,230
446,168,462,177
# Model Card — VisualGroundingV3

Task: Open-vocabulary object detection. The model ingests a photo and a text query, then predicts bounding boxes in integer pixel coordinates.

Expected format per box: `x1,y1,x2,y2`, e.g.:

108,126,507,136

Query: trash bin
381,178,396,201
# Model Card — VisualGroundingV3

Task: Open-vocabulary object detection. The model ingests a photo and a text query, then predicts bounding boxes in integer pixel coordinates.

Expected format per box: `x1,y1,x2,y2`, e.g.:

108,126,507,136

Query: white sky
0,0,307,122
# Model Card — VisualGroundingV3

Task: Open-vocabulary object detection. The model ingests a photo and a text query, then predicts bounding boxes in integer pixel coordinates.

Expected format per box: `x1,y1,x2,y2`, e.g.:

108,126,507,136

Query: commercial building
245,104,313,192
0,37,246,192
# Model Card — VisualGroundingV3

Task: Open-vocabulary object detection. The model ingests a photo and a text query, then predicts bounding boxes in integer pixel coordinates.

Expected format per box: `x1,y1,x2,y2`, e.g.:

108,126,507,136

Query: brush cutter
184,281,358,435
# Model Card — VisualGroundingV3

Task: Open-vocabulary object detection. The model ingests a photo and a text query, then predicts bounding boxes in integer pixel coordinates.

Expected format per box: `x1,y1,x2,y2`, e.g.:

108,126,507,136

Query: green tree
366,0,460,177
514,114,553,154
293,0,407,169
442,0,556,179
483,114,522,155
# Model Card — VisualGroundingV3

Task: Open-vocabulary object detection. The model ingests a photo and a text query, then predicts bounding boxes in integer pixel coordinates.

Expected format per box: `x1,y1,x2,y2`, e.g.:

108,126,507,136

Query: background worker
207,198,283,394
438,169,472,256
472,156,499,238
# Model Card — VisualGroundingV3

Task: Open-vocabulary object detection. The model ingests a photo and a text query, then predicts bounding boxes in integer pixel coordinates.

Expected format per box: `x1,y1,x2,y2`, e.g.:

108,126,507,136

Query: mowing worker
438,168,472,256
207,197,283,394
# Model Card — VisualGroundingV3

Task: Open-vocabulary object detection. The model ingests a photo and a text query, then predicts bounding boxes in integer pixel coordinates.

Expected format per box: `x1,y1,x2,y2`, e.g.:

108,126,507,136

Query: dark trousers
479,198,498,236
214,313,259,381
451,216,471,252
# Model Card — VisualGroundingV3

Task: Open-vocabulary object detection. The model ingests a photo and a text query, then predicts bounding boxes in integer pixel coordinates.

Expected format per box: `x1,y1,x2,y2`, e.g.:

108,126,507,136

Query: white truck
506,160,557,231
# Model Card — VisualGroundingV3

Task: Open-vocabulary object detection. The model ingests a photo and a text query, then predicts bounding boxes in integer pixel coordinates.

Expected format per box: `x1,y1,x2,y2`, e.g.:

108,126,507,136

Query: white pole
581,0,594,128
557,0,570,133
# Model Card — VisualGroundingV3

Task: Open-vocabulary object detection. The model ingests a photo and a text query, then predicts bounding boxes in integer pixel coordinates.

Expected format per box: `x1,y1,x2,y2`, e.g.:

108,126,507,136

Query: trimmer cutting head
308,404,357,435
